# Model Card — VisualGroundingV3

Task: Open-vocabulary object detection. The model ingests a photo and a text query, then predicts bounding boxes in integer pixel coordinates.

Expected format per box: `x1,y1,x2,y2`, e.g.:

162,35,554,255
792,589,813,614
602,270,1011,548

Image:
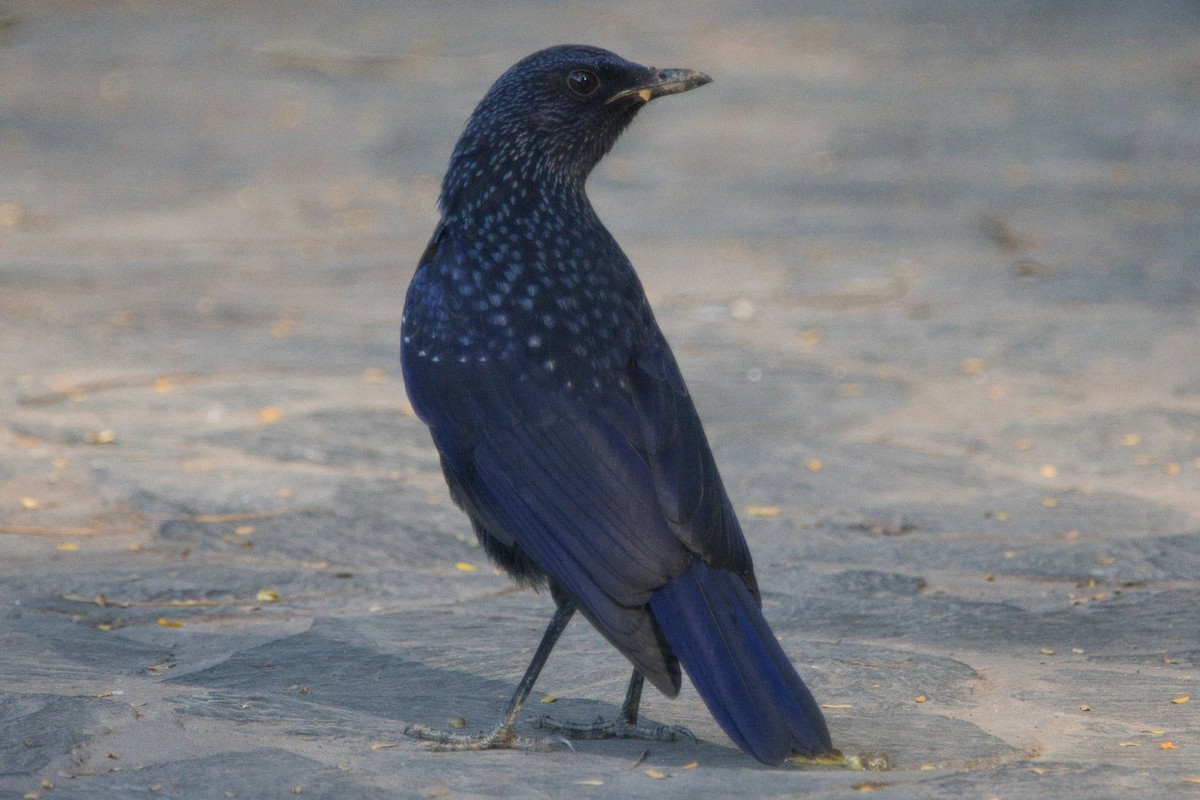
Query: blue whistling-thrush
400,44,832,765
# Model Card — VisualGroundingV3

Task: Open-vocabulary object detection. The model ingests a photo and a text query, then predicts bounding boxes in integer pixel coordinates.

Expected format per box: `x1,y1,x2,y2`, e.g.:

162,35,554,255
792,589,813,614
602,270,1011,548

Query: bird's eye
566,69,600,97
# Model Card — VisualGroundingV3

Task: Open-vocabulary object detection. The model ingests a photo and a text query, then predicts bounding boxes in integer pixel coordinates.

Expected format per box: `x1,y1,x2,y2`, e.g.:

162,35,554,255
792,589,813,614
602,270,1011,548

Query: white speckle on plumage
402,47,673,399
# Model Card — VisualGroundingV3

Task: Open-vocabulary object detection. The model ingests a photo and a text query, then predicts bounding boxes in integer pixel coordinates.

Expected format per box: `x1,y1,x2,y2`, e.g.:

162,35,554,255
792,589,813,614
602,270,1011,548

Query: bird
400,44,832,766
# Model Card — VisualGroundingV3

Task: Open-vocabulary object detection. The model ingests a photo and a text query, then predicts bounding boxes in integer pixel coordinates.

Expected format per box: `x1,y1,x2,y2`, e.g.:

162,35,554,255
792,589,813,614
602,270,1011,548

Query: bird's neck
438,126,603,226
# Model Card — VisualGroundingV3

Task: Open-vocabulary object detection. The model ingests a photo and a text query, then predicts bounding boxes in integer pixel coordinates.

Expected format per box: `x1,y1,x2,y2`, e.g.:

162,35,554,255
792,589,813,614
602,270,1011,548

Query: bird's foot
785,748,892,771
840,750,892,771
533,714,696,743
404,721,560,752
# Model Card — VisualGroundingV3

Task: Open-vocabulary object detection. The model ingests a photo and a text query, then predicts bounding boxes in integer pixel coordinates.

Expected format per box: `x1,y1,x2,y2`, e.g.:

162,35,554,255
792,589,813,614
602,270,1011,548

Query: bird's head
441,45,711,216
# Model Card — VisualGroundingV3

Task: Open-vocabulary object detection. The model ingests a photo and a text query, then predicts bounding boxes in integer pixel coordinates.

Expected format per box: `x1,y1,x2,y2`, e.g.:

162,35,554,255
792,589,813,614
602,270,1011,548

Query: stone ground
2,1,1199,798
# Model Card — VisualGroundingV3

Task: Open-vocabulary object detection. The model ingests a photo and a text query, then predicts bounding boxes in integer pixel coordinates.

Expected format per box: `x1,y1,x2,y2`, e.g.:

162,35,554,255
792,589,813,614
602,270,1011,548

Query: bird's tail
648,559,832,765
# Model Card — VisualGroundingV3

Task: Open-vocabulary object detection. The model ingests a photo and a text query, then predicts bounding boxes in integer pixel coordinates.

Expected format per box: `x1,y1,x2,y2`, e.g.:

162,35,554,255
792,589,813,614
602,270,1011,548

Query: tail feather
648,559,831,765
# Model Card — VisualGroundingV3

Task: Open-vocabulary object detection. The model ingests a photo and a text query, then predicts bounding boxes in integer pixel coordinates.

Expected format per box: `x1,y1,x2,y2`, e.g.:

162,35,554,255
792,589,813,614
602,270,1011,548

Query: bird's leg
534,669,696,743
405,600,576,751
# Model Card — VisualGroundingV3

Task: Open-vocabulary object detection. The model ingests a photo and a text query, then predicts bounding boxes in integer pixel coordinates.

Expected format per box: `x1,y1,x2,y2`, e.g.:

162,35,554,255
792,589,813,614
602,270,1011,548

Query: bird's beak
606,68,712,104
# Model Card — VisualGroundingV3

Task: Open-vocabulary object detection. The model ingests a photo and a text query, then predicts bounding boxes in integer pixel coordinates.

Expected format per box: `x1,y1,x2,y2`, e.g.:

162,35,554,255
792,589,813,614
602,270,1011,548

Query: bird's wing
435,361,694,608
413,335,758,690
415,356,688,692
628,334,757,595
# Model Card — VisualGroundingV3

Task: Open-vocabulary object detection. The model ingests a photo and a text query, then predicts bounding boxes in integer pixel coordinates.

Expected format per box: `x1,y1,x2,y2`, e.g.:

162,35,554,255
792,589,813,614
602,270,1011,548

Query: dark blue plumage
401,44,832,765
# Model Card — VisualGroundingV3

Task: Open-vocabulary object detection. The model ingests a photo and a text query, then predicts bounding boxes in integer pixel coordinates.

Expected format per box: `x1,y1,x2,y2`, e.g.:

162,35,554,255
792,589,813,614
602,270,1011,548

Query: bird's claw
785,748,892,771
403,722,557,752
533,714,696,743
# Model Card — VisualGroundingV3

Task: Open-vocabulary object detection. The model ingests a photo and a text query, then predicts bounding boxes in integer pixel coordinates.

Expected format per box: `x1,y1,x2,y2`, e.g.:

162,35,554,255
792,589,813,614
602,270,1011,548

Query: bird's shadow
166,615,750,767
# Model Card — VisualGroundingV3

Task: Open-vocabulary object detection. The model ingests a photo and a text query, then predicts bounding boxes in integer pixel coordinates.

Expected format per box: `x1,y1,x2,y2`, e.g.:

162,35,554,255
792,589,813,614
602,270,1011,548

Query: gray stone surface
2,1,1198,797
